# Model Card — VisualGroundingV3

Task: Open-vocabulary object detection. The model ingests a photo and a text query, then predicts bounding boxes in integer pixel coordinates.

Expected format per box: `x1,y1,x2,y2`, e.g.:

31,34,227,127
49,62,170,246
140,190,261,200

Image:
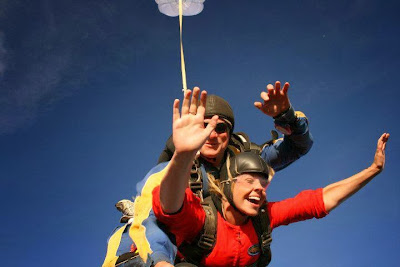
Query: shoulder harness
229,131,278,156
179,131,277,266
177,194,273,266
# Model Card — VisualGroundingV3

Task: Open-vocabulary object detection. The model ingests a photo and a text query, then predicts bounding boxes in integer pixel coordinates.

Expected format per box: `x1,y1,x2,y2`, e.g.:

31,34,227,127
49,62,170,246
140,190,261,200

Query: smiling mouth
247,196,261,205
205,143,218,147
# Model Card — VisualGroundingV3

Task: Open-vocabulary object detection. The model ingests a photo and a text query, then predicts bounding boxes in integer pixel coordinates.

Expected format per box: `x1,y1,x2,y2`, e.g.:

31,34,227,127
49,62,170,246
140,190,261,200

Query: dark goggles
204,122,229,134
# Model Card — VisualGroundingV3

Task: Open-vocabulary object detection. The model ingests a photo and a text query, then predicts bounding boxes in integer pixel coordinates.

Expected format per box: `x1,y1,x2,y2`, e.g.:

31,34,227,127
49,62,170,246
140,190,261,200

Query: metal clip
198,234,215,250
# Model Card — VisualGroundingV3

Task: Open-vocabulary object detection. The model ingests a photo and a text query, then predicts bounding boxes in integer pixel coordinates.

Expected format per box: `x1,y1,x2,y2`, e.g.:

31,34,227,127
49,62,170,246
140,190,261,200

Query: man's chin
200,148,219,158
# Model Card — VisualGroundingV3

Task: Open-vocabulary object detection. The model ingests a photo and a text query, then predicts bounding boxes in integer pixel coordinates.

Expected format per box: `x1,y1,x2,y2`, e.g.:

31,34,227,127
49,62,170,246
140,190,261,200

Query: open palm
172,88,218,155
254,81,291,118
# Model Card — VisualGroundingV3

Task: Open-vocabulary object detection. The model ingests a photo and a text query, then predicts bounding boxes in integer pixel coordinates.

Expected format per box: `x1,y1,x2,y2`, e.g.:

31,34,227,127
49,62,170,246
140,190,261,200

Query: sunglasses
204,122,229,134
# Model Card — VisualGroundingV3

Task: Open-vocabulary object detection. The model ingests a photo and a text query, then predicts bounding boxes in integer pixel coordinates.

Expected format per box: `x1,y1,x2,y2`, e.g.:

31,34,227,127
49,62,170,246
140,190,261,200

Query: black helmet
205,95,235,131
220,152,273,209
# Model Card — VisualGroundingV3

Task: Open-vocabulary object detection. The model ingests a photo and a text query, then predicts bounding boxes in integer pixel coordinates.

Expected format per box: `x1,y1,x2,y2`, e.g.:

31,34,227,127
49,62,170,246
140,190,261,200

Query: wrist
273,105,296,135
273,105,296,123
369,163,383,174
172,150,198,167
173,149,197,158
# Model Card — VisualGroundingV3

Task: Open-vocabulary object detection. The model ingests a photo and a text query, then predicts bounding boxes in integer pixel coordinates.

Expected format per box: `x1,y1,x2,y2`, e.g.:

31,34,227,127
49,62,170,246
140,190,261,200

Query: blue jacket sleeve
260,106,313,172
142,210,177,265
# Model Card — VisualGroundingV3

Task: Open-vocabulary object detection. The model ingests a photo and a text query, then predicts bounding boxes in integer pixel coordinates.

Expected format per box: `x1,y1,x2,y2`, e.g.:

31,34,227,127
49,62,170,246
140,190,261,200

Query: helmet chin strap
227,196,247,217
221,180,248,217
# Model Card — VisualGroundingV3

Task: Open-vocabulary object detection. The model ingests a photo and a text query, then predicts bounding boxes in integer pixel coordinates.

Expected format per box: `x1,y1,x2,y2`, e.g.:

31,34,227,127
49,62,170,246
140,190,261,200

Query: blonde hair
207,153,233,202
207,172,226,201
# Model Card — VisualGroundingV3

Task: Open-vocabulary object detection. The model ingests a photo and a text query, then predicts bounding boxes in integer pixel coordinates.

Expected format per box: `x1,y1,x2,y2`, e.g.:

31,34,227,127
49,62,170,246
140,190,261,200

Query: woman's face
232,173,269,216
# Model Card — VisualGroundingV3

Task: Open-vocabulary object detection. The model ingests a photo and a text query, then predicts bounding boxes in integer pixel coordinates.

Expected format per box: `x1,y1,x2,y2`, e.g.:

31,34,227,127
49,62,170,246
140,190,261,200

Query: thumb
254,102,262,109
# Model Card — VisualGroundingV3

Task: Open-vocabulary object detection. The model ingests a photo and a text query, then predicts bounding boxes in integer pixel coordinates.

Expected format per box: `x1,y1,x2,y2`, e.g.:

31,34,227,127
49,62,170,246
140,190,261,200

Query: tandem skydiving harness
175,132,276,266
177,189,273,267
104,131,279,267
185,131,278,202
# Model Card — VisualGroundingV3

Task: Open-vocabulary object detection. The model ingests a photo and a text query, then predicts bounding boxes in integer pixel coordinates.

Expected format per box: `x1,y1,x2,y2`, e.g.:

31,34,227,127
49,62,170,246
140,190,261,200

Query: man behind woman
152,89,389,266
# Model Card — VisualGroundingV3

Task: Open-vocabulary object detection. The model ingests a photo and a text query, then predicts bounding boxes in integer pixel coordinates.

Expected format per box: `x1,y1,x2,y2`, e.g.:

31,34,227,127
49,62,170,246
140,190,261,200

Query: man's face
200,118,230,166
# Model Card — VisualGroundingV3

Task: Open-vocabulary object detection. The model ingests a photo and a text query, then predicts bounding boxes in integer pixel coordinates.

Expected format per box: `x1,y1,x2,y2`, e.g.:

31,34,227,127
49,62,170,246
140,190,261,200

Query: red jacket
152,186,327,267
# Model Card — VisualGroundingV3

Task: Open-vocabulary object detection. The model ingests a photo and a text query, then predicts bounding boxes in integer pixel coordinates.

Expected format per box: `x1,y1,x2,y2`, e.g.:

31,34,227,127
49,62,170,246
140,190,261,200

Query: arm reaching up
160,87,218,214
323,133,389,212
254,81,314,171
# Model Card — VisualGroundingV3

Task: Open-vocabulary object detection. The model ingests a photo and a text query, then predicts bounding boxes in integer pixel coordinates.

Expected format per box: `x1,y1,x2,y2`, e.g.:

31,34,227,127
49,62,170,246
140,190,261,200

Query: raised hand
254,81,291,118
322,133,390,212
372,133,390,171
172,87,218,155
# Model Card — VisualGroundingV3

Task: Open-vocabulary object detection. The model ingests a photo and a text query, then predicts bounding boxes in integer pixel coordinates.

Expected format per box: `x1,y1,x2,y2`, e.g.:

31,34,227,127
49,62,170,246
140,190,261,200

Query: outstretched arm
323,133,389,212
160,87,218,214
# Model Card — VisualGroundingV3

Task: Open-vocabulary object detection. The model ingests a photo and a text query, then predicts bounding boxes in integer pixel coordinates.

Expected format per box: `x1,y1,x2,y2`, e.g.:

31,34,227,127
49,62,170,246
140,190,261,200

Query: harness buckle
261,233,272,251
189,181,203,191
198,234,215,250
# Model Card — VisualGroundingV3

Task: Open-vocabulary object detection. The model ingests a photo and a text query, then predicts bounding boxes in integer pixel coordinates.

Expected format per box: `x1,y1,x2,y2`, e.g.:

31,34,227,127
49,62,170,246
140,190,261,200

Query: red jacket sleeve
268,188,328,229
152,186,206,244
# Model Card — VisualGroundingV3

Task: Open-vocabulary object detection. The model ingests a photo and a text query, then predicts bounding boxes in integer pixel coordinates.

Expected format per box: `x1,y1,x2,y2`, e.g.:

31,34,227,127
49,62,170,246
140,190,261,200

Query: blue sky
1,0,399,266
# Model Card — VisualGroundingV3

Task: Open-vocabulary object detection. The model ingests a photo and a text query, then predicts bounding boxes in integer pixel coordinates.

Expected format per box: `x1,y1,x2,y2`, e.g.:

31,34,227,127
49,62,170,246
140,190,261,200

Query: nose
254,179,264,191
209,129,218,138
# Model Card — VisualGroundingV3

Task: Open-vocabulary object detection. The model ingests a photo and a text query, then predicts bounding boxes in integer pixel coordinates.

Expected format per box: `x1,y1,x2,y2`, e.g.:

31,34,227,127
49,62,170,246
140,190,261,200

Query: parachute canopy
155,0,205,17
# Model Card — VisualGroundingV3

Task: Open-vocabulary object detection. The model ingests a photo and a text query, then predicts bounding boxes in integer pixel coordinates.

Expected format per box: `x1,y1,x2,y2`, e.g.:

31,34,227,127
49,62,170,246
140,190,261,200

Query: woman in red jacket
152,88,389,267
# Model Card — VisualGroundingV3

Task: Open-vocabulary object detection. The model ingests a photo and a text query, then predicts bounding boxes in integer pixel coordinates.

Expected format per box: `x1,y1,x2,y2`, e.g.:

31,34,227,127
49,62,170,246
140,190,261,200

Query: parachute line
179,0,188,93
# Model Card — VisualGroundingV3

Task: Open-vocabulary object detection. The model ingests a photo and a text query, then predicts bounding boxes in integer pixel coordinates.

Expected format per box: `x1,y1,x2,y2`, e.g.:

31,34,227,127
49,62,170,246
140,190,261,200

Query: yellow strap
179,0,188,93
129,165,170,263
102,224,128,267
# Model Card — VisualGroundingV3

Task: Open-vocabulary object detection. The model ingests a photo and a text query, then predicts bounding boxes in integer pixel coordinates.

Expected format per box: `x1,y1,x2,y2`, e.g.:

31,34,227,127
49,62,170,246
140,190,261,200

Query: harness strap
115,252,140,266
200,164,210,199
189,160,203,201
178,196,217,266
251,206,272,267
181,134,274,266
231,132,267,154
197,198,217,250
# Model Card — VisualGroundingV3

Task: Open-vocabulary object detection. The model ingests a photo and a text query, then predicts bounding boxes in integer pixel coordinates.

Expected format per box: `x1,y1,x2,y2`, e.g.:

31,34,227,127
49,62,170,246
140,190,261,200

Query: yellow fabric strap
179,0,188,93
102,224,129,267
129,165,169,263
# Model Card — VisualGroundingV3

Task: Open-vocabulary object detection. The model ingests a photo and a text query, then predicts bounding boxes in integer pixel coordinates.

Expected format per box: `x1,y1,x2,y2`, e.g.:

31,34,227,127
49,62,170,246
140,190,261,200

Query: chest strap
251,206,273,266
177,196,217,266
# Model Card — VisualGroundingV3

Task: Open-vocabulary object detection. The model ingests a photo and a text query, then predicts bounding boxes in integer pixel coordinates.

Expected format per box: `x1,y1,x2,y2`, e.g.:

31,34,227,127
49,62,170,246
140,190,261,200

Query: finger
377,133,386,145
267,84,275,96
198,90,207,117
282,82,290,95
275,81,281,94
203,115,219,135
383,133,390,141
181,90,192,115
189,87,200,115
377,133,389,151
377,134,384,150
173,99,180,122
254,102,262,109
260,91,269,102
382,133,390,150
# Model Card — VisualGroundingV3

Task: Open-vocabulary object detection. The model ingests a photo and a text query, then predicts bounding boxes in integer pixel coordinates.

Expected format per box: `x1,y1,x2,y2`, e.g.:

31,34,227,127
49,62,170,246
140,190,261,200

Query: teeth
248,196,260,201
